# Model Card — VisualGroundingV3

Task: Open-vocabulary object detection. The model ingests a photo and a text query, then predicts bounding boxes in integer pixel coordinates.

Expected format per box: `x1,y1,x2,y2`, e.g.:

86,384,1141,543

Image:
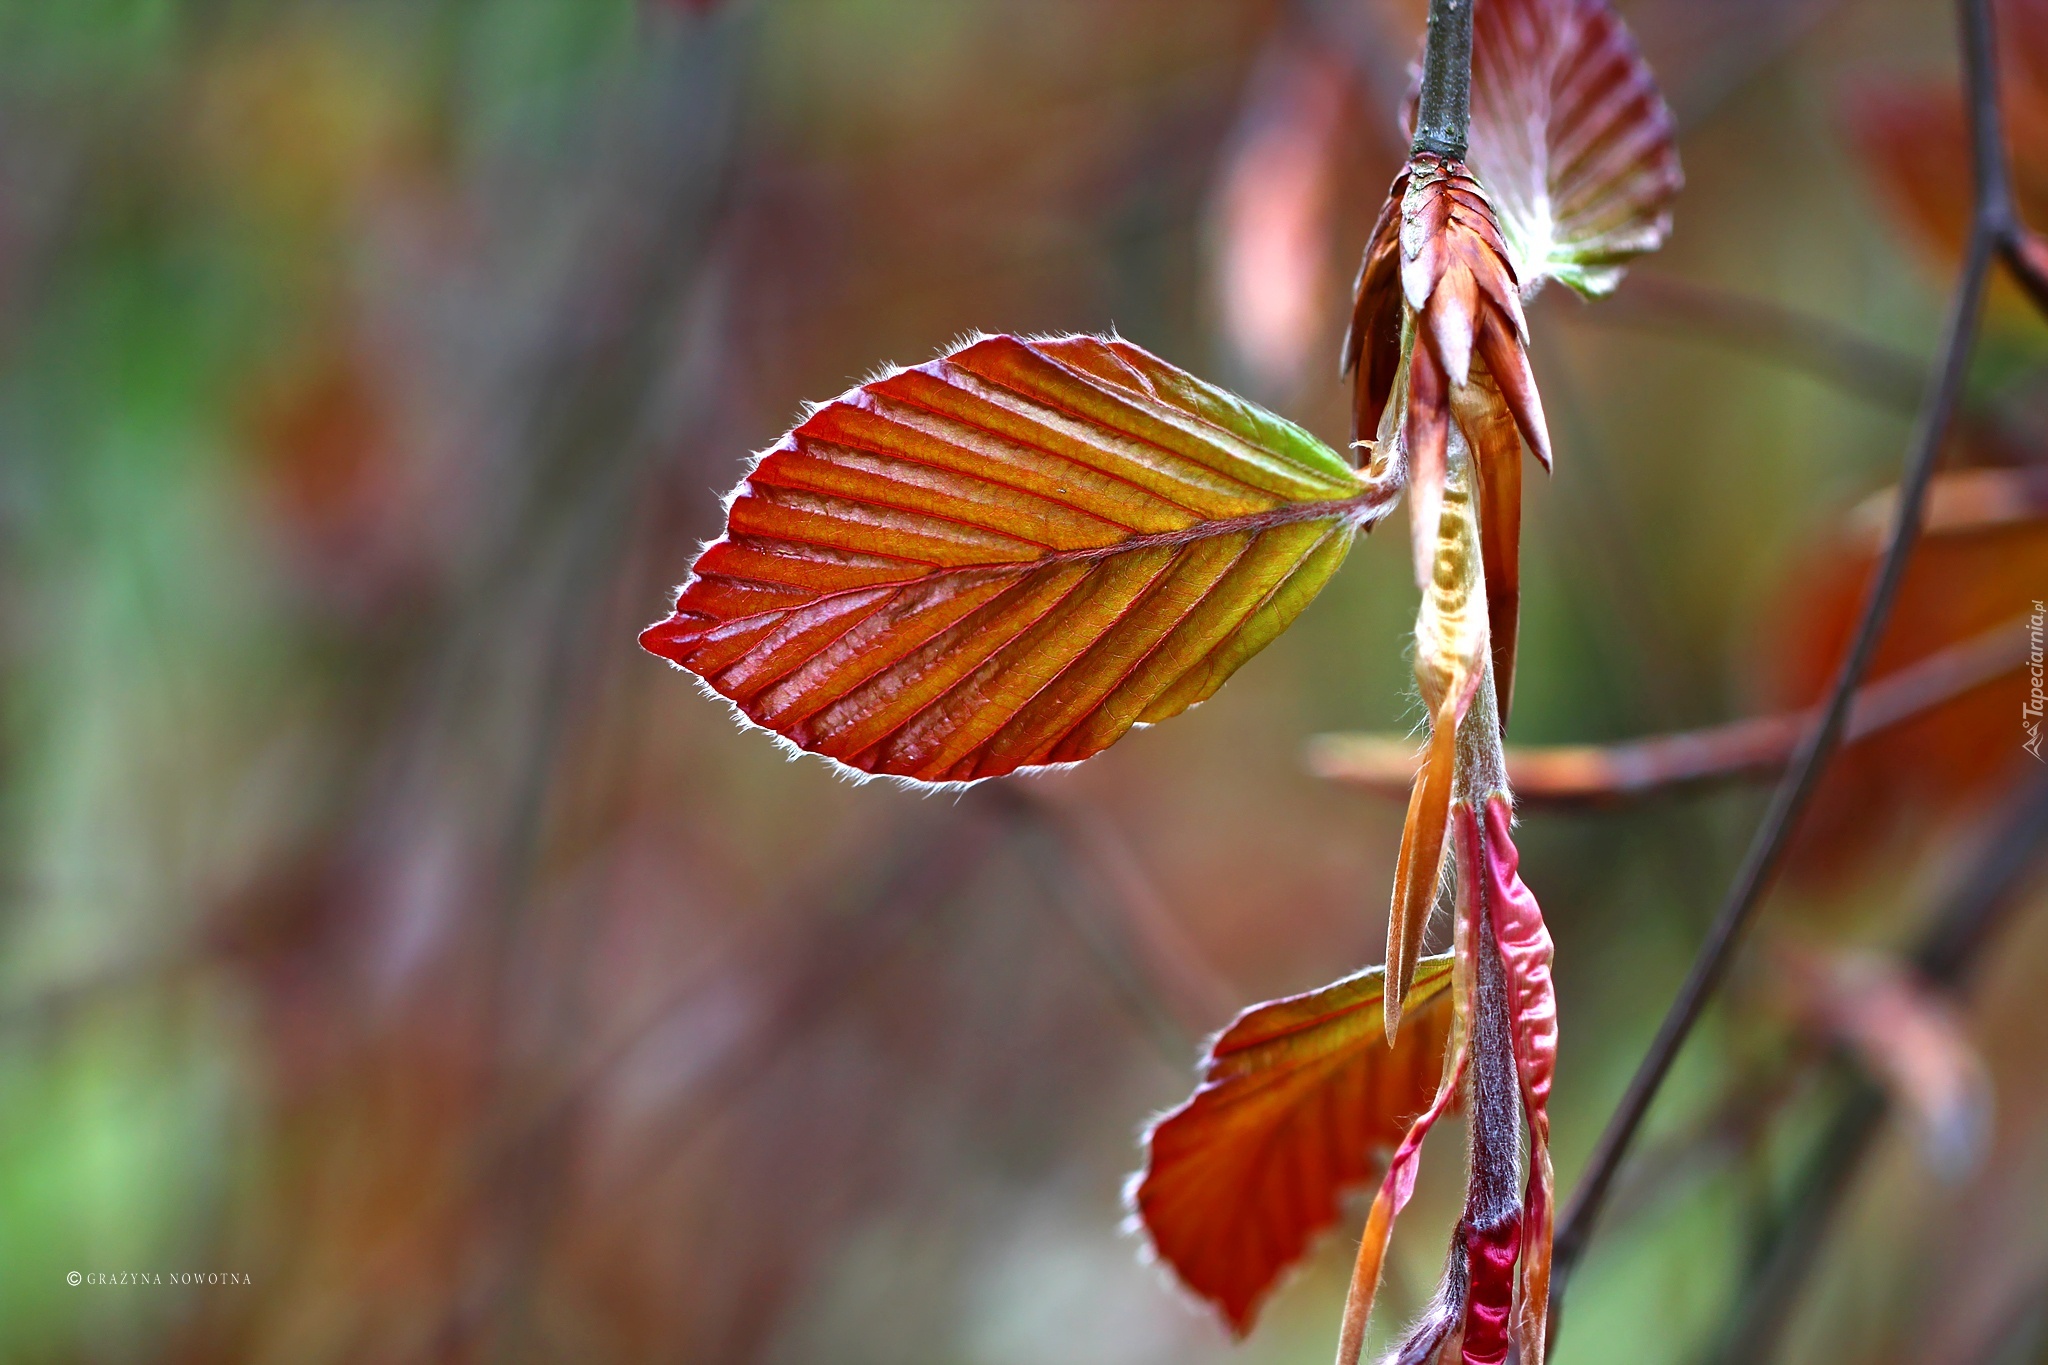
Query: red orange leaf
1463,0,1682,296
1767,468,2048,882
641,334,1392,784
1131,953,1456,1334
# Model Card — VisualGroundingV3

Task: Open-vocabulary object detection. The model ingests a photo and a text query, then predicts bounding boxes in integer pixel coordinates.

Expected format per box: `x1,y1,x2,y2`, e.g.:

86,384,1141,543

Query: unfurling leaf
642,334,1393,784
1131,954,1456,1335
1463,0,1682,296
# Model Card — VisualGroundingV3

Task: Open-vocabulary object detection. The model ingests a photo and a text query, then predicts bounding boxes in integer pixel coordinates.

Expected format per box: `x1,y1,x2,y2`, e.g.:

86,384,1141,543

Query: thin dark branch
1544,0,2008,1348
1411,0,1474,158
1705,772,2048,1364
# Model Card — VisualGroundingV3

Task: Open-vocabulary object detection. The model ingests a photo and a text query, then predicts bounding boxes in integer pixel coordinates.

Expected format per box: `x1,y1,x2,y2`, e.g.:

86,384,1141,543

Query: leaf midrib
700,482,1395,633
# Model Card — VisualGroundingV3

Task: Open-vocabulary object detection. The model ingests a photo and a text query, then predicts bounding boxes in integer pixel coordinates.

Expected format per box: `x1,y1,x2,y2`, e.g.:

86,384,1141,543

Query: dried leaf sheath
1343,181,1407,453
642,334,1393,783
1456,371,1524,726
1131,956,1457,1334
1350,0,1679,718
1386,448,1490,1042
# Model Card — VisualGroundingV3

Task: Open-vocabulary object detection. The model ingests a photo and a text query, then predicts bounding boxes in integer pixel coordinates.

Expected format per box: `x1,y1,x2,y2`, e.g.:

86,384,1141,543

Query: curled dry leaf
1463,0,1682,297
642,334,1394,784
1130,954,1457,1335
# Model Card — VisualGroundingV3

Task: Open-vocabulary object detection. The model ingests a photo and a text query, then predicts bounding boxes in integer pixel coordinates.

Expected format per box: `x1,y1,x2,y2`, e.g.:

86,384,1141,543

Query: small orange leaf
1388,717,1459,1044
642,334,1394,784
1131,954,1457,1335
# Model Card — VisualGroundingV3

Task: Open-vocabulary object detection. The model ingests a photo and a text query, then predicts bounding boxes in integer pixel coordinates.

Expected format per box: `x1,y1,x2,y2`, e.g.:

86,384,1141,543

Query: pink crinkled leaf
1475,797,1555,1125
1466,795,1558,1365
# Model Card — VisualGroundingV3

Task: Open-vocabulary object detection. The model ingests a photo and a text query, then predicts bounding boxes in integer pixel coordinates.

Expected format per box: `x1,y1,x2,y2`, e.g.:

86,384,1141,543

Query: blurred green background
1,0,2044,1362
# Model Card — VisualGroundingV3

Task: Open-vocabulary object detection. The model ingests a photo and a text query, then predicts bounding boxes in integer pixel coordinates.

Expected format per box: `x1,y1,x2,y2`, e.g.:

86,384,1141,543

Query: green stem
1412,0,1475,159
